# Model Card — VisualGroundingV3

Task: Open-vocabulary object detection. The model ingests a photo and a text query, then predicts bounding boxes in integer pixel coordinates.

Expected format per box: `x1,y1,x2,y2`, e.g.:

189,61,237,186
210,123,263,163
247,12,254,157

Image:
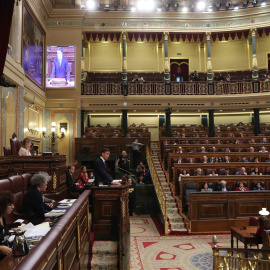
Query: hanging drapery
0,0,15,79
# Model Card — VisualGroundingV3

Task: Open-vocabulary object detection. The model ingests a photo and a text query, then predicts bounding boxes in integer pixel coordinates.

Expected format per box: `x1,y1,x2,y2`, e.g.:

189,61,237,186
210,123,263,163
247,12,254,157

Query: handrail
212,235,270,270
146,145,169,235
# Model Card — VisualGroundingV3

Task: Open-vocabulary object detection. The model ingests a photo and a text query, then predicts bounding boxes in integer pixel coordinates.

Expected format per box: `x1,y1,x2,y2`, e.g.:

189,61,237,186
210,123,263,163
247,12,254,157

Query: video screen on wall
46,46,75,88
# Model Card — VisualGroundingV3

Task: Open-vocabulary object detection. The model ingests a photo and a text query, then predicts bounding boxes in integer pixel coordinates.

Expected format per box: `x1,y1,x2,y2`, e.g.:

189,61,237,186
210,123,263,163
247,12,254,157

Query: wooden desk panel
173,163,270,195
188,191,270,232
0,190,90,270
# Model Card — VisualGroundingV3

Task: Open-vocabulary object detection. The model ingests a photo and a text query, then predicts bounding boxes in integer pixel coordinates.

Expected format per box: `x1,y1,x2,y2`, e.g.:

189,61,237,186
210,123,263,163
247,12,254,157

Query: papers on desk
45,209,66,217
112,179,122,183
57,204,73,208
19,222,35,231
58,199,76,204
25,227,51,238
15,219,24,223
88,179,94,183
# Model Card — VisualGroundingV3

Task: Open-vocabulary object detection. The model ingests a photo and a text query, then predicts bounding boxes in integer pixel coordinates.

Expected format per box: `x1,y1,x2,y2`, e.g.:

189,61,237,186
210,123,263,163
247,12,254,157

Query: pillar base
252,69,258,81
164,72,170,84
207,71,213,82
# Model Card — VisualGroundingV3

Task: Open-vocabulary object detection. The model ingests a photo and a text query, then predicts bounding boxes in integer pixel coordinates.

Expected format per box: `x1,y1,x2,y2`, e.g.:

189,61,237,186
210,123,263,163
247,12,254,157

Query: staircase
150,142,187,233
91,241,118,269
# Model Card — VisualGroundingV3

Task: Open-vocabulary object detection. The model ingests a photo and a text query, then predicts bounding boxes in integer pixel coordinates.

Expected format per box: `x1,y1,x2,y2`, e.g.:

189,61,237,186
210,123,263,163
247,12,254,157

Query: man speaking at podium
94,148,121,186
49,47,70,85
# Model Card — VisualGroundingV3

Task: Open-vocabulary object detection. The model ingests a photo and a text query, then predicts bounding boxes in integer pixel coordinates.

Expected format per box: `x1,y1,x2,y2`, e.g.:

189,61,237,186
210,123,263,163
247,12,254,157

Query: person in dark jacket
0,191,15,260
94,148,121,186
66,165,85,194
22,172,53,225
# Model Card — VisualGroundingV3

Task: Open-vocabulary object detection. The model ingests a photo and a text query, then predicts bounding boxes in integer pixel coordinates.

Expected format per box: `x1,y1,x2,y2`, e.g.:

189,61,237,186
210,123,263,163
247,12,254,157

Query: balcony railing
81,80,270,95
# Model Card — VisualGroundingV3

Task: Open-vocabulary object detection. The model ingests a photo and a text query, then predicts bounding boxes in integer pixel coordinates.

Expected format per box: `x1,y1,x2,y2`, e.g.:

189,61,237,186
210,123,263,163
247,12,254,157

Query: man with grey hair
22,172,53,225
217,180,231,191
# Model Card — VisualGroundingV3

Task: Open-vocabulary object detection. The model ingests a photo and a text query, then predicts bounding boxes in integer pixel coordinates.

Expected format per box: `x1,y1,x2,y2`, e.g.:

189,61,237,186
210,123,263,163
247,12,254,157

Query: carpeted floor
130,216,242,270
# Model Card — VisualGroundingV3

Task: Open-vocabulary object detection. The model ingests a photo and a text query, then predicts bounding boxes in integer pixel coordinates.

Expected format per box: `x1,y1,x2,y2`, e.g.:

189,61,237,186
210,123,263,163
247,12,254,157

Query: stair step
167,203,177,208
167,208,179,214
170,222,186,229
92,241,117,254
168,215,183,223
91,255,118,269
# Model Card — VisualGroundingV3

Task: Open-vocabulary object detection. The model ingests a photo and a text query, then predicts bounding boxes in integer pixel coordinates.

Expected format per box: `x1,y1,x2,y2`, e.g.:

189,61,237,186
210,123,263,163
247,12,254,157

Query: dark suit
66,172,84,194
193,172,205,176
217,186,231,191
94,157,113,185
22,187,52,225
50,56,70,81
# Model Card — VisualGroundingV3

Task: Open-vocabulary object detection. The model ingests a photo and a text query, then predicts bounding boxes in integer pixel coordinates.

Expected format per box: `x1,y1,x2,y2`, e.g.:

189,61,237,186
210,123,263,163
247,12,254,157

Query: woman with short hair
22,172,53,225
18,137,32,156
0,191,15,260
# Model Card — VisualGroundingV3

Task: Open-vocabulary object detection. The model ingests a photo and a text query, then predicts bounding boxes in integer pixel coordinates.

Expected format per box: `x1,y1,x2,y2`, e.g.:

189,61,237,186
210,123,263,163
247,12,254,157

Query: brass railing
146,145,169,235
81,80,270,95
212,236,270,270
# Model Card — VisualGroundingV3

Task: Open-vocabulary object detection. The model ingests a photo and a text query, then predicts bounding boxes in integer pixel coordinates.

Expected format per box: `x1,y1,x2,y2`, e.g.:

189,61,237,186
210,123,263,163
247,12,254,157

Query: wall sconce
28,127,39,135
42,122,66,153
259,208,269,216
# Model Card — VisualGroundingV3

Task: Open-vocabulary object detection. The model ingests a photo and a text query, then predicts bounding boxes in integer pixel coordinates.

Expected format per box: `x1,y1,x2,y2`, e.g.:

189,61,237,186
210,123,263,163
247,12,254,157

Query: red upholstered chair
21,173,32,195
249,216,259,226
10,138,21,155
8,175,28,222
3,147,12,156
0,179,13,223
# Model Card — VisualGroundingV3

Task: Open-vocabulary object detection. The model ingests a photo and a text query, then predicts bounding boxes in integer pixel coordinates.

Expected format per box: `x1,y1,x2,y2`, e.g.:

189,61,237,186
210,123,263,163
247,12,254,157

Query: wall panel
90,43,121,71
171,115,201,126
127,43,158,72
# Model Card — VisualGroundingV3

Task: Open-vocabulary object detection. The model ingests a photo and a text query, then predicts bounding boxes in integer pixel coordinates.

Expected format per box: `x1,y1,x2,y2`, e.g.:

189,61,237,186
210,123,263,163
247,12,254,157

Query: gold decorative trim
53,172,57,191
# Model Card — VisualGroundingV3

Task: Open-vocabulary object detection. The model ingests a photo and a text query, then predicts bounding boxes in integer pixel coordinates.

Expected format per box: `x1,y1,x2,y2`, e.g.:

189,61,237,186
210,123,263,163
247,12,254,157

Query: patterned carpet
130,216,239,270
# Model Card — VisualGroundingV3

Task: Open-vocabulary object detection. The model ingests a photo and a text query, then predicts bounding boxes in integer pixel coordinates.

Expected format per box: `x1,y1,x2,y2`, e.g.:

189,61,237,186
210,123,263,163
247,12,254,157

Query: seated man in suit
22,172,53,225
66,165,85,194
94,148,121,186
217,180,231,192
193,168,205,176
235,167,247,175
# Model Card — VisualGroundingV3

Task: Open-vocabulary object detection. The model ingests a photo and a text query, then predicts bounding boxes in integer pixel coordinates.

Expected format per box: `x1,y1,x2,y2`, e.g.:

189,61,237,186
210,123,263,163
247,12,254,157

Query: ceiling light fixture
225,2,231,10
165,3,170,11
182,6,188,12
197,1,206,10
215,3,221,10
86,0,95,10
261,1,266,6
174,3,179,11
131,5,136,11
207,5,213,11
243,0,249,8
234,4,239,10
252,0,258,6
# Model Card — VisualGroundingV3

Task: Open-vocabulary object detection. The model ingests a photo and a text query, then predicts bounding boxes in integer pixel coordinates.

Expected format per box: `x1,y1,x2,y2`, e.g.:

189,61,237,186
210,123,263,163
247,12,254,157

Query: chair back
249,216,259,226
10,138,21,155
3,146,12,156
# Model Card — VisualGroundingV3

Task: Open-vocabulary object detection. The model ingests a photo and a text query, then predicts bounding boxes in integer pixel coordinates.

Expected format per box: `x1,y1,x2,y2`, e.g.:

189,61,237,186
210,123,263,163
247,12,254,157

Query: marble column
253,108,261,136
208,109,215,137
251,28,258,81
9,1,22,63
122,109,128,137
165,108,172,137
122,32,128,95
206,32,213,82
164,32,170,84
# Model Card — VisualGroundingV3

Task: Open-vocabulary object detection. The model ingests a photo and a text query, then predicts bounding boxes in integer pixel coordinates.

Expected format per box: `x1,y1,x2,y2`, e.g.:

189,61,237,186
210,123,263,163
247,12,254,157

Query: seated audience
253,157,259,163
0,191,15,260
254,217,270,244
251,167,260,175
136,161,146,175
225,148,231,153
254,182,265,190
137,174,144,184
116,151,130,173
19,137,32,156
201,147,206,153
209,170,218,176
22,172,53,225
194,168,205,176
261,137,268,144
249,147,255,153
130,123,136,127
239,155,249,162
266,154,270,162
106,123,111,127
127,176,135,216
259,146,268,153
178,146,184,153
224,168,230,175
201,182,212,192
176,157,183,164
224,156,230,163
236,181,249,191
217,180,231,191
143,166,152,184
235,167,247,175
77,166,89,189
179,169,190,177
66,165,85,194
201,155,208,163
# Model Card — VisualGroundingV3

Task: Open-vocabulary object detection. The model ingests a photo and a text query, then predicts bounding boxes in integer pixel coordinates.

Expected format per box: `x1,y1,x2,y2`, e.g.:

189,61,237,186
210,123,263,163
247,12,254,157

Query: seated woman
254,217,270,244
0,191,15,260
179,169,190,177
201,182,212,192
251,167,260,175
18,137,32,156
236,181,249,191
254,182,265,190
22,172,53,225
77,166,89,190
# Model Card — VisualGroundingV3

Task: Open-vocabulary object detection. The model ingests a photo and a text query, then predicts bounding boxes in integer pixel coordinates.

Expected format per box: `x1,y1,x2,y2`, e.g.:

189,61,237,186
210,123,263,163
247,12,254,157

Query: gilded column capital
122,32,127,40
163,32,169,41
250,28,257,37
206,32,211,41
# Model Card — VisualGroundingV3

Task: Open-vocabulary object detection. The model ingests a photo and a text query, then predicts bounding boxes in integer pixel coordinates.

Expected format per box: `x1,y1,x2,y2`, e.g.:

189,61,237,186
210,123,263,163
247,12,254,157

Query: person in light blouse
18,138,32,156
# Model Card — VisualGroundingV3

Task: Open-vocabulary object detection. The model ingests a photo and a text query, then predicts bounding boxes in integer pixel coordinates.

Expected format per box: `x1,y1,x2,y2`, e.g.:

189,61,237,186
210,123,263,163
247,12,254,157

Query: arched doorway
170,59,189,82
